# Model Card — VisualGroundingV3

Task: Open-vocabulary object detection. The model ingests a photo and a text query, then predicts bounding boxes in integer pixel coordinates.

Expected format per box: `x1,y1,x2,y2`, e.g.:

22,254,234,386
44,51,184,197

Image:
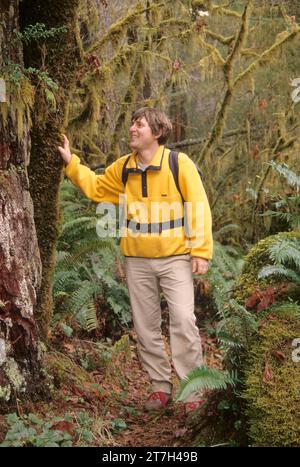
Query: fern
59,180,96,226
257,237,300,286
216,298,258,368
53,184,131,333
258,265,300,284
56,240,117,272
206,240,244,315
69,281,100,314
106,284,131,324
202,238,252,367
77,300,98,332
61,217,98,243
268,161,300,188
176,365,235,402
213,224,241,240
268,238,300,270
52,269,79,293
263,163,300,230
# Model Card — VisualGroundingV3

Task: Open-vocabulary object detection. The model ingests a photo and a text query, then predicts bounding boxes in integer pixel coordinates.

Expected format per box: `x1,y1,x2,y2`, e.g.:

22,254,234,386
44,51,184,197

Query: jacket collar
127,145,165,171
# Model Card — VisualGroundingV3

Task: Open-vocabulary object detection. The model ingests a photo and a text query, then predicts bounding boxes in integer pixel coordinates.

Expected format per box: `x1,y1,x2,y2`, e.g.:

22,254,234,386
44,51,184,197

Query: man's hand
58,134,72,164
191,257,209,275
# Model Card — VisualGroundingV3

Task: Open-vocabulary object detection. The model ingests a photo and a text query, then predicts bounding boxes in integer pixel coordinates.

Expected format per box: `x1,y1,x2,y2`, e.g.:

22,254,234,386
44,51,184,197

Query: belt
126,217,185,234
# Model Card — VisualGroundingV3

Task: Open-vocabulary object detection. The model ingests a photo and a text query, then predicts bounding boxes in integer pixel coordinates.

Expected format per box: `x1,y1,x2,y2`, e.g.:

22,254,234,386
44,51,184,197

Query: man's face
129,117,159,151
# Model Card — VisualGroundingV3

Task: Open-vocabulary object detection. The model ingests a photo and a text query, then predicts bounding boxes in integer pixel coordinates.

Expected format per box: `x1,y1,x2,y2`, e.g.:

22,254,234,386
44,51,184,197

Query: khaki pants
124,254,203,402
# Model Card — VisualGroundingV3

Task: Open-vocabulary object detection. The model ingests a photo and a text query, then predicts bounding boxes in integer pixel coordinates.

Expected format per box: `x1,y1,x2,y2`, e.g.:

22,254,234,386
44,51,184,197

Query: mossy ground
232,231,300,447
242,303,300,447
0,322,223,447
233,231,300,303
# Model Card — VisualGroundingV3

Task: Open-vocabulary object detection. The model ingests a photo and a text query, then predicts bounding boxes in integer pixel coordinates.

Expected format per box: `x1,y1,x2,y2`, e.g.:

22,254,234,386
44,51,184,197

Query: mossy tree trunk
169,83,187,144
19,0,81,340
0,0,43,402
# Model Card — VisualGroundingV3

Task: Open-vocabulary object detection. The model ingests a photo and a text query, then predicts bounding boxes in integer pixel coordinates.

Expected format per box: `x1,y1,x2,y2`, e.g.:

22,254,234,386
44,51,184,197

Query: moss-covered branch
198,0,253,164
197,35,226,65
86,1,167,54
205,29,235,45
234,27,300,86
169,127,248,149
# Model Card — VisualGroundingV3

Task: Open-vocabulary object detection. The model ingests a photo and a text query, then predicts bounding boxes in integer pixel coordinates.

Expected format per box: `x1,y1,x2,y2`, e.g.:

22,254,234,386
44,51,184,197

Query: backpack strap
169,150,180,191
169,150,203,202
169,150,185,202
122,155,131,186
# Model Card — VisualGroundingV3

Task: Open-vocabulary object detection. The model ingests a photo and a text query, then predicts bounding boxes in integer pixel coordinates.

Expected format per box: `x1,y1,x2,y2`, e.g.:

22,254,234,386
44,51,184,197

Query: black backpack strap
169,150,204,202
169,150,184,202
122,155,131,186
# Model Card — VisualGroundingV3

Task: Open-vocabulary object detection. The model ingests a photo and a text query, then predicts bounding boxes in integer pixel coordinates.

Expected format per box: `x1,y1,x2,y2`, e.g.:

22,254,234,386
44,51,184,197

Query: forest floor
0,309,221,447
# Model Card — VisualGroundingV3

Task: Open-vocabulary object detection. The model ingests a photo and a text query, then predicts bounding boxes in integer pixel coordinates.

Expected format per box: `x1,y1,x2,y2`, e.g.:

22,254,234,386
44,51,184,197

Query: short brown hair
131,107,172,144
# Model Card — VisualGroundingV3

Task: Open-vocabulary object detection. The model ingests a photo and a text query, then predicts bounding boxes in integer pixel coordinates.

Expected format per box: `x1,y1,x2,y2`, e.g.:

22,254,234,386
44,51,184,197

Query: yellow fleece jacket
65,145,213,259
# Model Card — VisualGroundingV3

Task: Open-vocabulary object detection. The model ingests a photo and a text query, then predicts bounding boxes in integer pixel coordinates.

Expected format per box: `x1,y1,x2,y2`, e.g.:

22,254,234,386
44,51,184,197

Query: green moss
0,385,11,402
21,0,81,341
0,30,35,140
0,357,28,402
242,303,300,446
234,231,300,303
45,351,94,388
87,3,145,54
4,358,26,393
37,341,47,361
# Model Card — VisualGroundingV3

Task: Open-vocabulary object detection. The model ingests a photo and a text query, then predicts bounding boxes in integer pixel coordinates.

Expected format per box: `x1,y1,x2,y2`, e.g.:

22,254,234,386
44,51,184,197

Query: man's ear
154,130,162,141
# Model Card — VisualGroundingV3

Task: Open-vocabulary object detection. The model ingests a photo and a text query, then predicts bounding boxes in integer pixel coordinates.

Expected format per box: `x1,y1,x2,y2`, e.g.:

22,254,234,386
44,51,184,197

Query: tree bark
0,0,43,403
20,0,81,340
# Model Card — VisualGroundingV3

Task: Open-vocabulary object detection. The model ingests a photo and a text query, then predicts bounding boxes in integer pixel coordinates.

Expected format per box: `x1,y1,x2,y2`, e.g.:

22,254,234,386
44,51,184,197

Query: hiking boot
184,399,206,415
144,391,171,411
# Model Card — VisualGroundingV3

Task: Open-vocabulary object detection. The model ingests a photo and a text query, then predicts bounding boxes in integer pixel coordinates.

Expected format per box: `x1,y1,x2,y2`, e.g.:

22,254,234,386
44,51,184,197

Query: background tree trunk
0,0,43,403
20,0,81,341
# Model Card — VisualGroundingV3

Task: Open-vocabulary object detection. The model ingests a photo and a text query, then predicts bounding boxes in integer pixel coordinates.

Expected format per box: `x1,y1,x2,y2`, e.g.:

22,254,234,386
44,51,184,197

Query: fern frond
216,299,258,357
60,181,92,218
62,216,97,238
274,197,300,209
278,211,300,227
207,241,244,314
268,238,300,271
211,241,243,277
69,281,101,314
106,285,131,324
57,240,117,271
216,331,243,349
81,301,98,332
176,365,235,402
213,224,241,240
268,161,300,188
52,269,79,294
258,265,300,284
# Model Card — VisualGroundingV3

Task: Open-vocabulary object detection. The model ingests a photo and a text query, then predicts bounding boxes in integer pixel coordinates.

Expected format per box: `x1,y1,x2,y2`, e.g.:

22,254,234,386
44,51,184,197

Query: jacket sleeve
64,154,124,204
178,153,213,260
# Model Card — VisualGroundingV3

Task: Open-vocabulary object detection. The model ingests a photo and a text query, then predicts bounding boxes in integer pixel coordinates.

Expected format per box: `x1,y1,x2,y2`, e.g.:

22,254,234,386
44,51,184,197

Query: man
58,107,213,413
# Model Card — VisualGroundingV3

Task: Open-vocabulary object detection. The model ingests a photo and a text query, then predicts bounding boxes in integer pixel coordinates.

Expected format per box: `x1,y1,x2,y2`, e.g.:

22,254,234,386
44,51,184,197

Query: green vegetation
242,302,300,446
53,180,131,335
1,0,300,447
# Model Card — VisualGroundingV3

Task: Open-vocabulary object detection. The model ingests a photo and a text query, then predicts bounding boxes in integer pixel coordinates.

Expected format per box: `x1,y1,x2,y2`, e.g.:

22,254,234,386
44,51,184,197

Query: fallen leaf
271,350,286,362
174,427,188,438
259,99,268,110
50,420,75,435
263,359,274,384
63,343,76,353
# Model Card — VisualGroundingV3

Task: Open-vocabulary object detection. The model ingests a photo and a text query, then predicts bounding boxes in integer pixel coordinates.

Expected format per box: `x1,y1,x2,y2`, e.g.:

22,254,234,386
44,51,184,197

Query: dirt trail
103,348,191,447
100,329,219,447
0,329,218,447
